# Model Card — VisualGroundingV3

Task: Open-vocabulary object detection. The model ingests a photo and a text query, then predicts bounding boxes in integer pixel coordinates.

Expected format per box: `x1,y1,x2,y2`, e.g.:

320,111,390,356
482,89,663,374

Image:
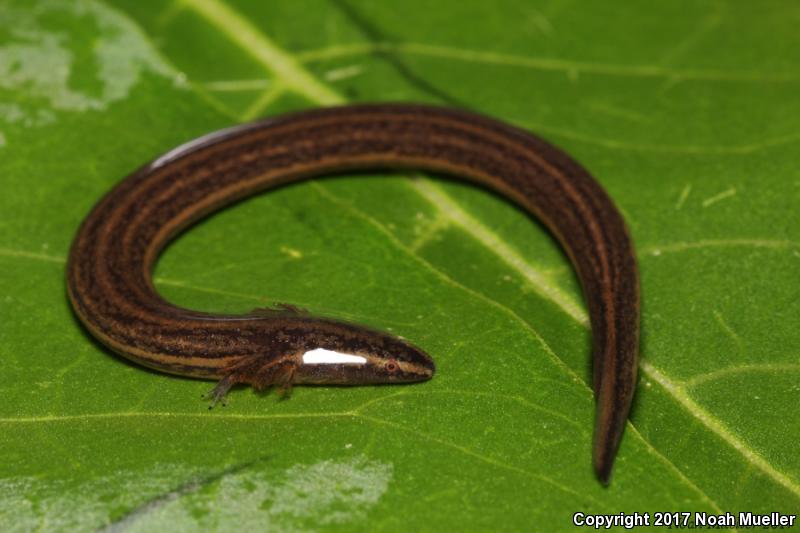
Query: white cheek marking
302,348,367,365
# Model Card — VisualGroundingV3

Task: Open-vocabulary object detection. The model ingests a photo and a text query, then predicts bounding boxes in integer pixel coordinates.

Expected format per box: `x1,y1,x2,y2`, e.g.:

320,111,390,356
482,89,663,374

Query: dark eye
385,360,398,373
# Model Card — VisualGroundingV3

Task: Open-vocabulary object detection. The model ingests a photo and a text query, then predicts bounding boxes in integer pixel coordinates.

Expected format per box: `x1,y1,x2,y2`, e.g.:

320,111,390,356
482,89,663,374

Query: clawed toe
204,374,237,408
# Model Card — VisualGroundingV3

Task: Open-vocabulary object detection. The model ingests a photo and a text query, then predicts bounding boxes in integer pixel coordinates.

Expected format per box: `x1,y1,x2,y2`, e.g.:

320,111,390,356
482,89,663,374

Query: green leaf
1,0,798,530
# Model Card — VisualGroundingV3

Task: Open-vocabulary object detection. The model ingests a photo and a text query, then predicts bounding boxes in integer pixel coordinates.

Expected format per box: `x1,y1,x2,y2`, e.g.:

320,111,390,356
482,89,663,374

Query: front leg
205,354,300,407
253,354,298,397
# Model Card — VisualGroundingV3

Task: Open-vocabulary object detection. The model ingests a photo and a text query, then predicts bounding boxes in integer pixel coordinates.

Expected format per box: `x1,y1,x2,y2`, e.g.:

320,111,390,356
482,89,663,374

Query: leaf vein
642,361,800,499
297,41,800,84
686,363,800,388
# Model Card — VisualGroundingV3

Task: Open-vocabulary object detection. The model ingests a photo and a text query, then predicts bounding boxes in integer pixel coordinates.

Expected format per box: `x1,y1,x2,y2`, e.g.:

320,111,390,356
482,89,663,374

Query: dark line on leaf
97,456,268,532
328,0,469,107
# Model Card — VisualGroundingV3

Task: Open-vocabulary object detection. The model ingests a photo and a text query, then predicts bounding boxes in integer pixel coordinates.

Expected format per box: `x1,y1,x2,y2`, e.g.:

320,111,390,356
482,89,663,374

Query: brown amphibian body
67,104,639,484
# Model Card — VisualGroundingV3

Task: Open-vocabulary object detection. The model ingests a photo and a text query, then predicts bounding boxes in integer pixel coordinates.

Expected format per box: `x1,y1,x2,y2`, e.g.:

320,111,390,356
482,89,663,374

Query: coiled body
67,104,639,483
